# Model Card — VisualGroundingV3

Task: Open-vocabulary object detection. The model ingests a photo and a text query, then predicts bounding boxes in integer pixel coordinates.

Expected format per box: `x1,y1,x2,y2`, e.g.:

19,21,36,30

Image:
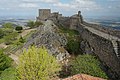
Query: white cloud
40,0,59,3
22,0,59,3
53,0,101,11
53,3,73,10
0,8,10,10
19,3,38,8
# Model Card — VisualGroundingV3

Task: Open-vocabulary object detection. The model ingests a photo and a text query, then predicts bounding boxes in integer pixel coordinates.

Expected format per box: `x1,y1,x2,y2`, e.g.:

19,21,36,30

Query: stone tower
78,11,83,23
37,9,51,21
78,11,81,17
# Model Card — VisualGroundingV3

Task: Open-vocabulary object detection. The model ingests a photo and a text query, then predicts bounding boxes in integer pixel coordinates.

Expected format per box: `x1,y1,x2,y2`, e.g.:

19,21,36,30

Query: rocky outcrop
24,20,69,61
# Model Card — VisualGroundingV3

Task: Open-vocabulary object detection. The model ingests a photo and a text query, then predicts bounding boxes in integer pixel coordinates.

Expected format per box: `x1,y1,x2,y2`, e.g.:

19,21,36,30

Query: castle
36,9,83,29
36,9,120,79
36,9,62,21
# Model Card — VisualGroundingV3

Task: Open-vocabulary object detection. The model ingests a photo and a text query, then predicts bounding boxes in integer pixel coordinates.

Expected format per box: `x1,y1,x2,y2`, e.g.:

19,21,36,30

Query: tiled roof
62,74,106,80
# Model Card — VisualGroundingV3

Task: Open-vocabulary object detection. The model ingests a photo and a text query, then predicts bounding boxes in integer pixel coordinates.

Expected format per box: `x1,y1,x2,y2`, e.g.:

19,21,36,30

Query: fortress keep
36,9,62,21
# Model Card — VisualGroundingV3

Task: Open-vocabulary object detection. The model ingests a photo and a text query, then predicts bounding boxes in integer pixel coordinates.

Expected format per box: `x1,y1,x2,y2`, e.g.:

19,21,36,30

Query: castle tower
78,11,81,17
37,9,51,21
78,11,83,23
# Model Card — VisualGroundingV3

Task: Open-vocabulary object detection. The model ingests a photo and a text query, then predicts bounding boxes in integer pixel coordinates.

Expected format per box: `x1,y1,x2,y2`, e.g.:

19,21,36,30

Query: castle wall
83,21,120,38
57,18,120,79
77,25,120,79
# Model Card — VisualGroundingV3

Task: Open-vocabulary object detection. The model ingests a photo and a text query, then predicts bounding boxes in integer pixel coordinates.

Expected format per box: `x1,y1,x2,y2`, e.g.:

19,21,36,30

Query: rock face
24,20,69,61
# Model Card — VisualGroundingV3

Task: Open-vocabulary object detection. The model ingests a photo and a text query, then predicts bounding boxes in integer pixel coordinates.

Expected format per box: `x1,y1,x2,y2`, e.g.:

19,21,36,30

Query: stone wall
57,16,120,79
83,21,120,38
77,24,120,79
117,41,120,59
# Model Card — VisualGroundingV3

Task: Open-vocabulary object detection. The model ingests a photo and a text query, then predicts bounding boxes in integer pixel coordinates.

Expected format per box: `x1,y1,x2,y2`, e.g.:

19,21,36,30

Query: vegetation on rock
27,20,43,28
59,26,81,55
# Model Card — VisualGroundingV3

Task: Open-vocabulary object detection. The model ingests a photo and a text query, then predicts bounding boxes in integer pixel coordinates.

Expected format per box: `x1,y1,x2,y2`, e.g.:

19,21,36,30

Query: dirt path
19,28,37,37
10,28,37,64
0,43,8,49
0,28,37,65
9,54,19,65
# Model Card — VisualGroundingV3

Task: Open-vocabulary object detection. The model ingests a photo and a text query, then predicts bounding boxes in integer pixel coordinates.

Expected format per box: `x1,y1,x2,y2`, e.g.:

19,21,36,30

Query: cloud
40,0,59,3
53,2,75,10
53,0,101,11
22,0,59,3
19,3,39,8
0,8,10,10
0,0,120,17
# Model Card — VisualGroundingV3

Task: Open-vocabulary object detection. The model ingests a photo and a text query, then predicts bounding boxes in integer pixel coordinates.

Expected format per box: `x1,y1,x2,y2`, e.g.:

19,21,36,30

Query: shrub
66,40,80,54
19,36,25,43
17,46,61,80
3,23,14,29
4,32,18,45
70,54,108,79
0,29,4,39
34,21,43,27
0,67,17,80
0,50,12,74
15,26,23,31
27,20,35,28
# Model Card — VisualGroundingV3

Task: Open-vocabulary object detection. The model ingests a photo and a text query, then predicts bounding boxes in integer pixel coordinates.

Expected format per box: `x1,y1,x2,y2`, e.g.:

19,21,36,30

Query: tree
0,29,4,39
15,26,23,32
0,49,12,74
27,20,35,28
17,46,61,80
4,32,18,45
70,54,108,79
3,23,14,29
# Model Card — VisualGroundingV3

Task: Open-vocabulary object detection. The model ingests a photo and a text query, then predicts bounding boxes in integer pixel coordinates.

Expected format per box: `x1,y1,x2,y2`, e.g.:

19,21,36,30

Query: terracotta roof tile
62,74,106,80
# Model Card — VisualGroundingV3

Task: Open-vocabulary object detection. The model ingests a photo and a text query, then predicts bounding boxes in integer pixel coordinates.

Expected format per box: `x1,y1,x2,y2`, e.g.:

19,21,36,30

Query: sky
0,0,120,19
